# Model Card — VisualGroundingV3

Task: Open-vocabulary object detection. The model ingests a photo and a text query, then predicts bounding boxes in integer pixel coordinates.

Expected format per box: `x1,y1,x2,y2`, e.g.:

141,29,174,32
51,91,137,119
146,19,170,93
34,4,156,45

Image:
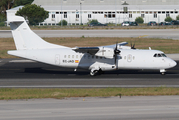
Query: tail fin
8,16,66,50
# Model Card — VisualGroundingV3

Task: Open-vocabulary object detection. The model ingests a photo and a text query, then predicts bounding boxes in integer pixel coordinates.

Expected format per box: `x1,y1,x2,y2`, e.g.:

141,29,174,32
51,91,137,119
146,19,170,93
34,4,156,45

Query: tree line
0,0,34,26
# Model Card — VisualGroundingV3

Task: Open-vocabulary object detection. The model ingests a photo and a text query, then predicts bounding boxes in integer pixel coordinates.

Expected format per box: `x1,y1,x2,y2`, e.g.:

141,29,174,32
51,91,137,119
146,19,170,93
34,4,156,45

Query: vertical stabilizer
8,16,66,50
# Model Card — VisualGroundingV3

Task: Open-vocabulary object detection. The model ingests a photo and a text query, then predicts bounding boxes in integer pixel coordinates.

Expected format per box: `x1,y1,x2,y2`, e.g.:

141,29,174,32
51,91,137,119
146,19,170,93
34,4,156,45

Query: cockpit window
158,54,162,57
153,53,167,57
161,54,167,57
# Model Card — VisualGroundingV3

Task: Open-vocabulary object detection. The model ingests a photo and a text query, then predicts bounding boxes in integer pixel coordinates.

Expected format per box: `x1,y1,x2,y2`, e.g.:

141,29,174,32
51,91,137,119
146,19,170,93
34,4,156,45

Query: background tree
16,4,49,25
59,20,68,26
0,0,14,15
165,16,173,22
88,19,98,24
135,17,144,23
13,0,34,7
176,15,179,20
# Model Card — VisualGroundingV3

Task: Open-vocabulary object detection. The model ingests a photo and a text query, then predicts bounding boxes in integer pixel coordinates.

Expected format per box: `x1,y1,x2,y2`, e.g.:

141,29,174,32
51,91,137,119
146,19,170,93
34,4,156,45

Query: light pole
115,0,117,26
61,1,63,26
80,2,82,25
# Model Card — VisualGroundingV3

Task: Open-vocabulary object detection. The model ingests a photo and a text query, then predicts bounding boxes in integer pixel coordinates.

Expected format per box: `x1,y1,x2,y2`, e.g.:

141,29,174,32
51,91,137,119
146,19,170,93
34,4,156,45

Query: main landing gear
90,69,103,76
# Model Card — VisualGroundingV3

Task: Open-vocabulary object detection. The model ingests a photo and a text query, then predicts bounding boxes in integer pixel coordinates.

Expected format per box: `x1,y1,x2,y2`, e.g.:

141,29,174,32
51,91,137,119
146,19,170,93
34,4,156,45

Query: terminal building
7,0,179,25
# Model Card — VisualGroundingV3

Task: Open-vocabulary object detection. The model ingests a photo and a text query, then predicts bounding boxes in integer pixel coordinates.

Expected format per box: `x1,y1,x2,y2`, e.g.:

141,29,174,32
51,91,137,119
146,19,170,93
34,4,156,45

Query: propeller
114,43,121,69
130,41,136,49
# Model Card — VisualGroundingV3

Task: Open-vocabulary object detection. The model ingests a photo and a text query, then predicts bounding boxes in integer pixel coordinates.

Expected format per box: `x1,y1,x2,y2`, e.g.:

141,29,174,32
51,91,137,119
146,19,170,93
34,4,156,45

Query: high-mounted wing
101,42,128,49
73,47,99,55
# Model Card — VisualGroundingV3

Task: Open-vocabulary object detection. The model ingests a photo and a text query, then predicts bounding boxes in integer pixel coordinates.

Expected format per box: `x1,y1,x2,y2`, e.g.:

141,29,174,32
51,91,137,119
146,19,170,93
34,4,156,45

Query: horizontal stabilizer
8,16,25,23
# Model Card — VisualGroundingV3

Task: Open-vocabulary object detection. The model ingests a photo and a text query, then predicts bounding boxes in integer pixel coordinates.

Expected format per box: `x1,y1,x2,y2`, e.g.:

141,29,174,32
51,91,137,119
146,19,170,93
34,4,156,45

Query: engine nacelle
95,47,114,58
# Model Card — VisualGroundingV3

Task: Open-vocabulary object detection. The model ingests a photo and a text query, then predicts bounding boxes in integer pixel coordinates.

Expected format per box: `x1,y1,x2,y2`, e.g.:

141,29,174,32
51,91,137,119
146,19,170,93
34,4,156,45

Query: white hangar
7,0,179,25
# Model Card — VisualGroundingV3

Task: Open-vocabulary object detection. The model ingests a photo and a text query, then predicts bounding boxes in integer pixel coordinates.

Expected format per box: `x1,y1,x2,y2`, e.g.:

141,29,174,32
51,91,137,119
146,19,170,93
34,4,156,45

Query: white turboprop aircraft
7,16,177,76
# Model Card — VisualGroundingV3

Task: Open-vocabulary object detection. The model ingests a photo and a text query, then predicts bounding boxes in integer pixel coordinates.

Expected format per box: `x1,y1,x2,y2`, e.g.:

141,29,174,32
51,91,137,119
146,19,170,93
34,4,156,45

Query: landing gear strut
160,69,166,75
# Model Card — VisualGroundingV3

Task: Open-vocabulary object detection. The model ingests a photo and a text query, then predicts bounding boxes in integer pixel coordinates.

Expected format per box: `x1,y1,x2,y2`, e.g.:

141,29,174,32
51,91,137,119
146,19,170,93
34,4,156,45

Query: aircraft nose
170,60,177,67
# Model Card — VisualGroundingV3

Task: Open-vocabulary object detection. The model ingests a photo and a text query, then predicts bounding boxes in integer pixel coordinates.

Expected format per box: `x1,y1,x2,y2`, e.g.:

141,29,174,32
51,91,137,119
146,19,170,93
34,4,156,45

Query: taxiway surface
0,59,178,88
1,96,179,120
1,29,179,39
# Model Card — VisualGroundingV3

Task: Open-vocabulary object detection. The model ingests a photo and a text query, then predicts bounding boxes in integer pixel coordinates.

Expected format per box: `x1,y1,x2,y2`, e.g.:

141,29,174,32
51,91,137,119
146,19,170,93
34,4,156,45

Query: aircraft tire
90,70,98,76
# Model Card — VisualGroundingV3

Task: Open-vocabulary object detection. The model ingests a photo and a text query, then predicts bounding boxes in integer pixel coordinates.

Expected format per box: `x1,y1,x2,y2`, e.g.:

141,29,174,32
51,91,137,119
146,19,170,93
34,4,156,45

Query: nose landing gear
160,69,166,75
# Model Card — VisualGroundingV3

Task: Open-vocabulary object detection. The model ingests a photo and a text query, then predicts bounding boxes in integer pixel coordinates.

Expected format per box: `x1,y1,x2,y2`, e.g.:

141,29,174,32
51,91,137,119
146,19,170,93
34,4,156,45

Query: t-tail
7,16,67,58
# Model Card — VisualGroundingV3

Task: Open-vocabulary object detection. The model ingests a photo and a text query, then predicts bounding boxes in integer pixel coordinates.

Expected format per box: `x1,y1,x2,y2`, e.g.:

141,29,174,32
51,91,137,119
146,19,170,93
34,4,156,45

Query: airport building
7,0,179,25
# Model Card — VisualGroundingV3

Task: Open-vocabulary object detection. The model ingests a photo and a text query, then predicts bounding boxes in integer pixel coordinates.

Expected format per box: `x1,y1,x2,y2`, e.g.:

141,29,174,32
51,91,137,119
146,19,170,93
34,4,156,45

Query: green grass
0,87,179,100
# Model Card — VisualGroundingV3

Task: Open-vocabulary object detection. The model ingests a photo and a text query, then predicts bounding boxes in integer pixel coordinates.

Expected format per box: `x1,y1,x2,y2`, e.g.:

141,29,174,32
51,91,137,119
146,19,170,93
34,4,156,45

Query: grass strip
0,87,179,100
1,25,179,30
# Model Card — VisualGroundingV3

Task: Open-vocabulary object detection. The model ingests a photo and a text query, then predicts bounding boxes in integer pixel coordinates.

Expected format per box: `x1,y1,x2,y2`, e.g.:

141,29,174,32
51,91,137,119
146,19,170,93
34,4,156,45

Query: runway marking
130,108,179,111
1,85,179,88
138,35,148,38
9,60,36,63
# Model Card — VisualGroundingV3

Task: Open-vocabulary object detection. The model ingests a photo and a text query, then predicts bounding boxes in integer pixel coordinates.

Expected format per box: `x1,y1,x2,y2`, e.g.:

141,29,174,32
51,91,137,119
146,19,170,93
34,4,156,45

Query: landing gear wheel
90,70,98,76
161,72,166,75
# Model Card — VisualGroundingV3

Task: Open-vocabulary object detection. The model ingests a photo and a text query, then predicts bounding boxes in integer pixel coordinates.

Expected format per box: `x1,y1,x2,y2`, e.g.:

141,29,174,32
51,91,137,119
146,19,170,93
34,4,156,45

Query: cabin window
72,55,74,58
76,55,78,58
64,55,66,58
68,55,70,58
80,55,82,58
133,56,135,60
96,56,98,59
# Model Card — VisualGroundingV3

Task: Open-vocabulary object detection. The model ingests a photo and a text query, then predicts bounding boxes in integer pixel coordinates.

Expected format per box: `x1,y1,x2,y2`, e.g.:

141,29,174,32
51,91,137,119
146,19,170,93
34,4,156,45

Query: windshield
153,53,167,57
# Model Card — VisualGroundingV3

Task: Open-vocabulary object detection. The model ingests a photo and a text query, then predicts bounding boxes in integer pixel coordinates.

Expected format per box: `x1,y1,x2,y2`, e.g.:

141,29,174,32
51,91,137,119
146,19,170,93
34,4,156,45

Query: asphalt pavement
0,58,179,88
1,96,179,120
1,29,179,39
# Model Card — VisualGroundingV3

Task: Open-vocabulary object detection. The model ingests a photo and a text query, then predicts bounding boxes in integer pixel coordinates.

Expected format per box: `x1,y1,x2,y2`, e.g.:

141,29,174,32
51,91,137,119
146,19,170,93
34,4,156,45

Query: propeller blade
114,42,120,69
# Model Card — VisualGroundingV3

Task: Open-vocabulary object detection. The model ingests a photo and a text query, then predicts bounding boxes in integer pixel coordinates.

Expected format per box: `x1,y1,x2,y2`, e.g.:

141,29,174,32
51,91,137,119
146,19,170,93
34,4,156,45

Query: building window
158,11,161,14
166,13,170,17
52,14,55,18
76,14,79,18
129,14,132,18
56,12,59,14
88,14,91,18
112,14,115,18
154,14,157,18
141,14,145,18
64,12,67,18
